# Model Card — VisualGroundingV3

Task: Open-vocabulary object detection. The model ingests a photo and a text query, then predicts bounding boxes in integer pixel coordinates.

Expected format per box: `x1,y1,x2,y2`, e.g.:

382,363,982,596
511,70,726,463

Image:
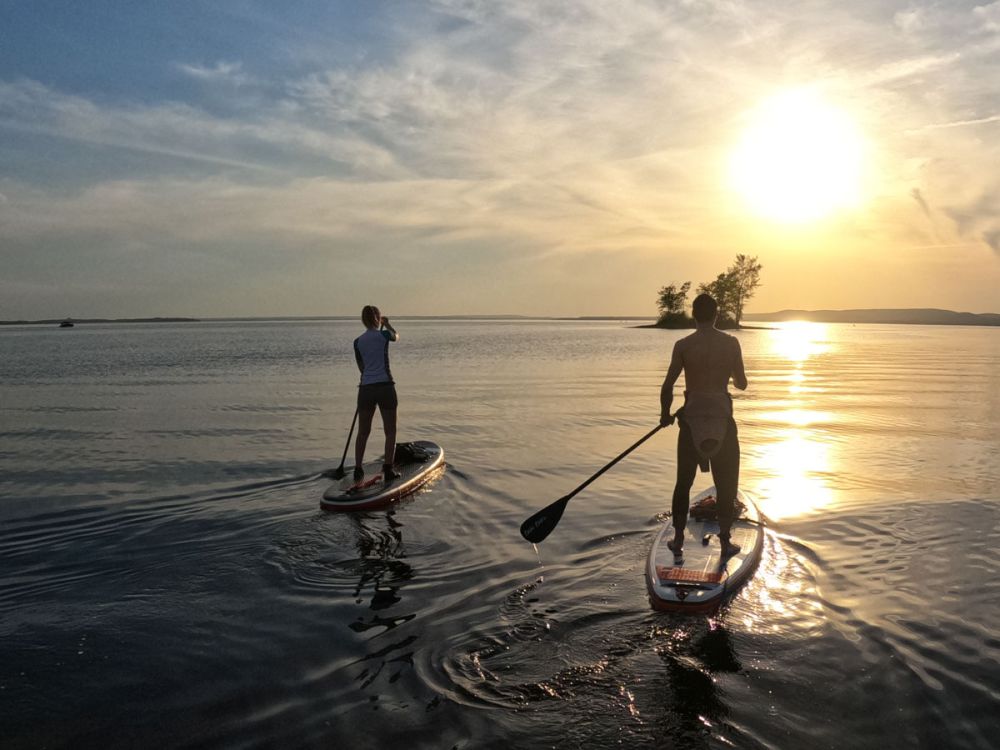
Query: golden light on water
751,321,837,521
768,321,832,362
760,408,834,427
729,88,866,223
755,430,835,520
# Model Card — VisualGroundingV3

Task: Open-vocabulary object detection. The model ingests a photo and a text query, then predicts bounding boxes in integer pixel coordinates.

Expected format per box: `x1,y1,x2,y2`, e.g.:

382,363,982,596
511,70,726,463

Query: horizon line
3,307,1000,325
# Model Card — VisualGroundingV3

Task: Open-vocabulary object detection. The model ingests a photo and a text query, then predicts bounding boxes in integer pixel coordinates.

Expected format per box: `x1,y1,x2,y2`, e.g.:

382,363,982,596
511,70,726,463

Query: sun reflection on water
751,321,837,521
769,321,831,362
754,429,835,520
759,408,834,427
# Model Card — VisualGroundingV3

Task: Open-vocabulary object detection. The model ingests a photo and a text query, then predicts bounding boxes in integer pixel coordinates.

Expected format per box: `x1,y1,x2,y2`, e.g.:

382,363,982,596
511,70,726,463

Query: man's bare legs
711,421,741,557
672,419,742,557
670,421,699,554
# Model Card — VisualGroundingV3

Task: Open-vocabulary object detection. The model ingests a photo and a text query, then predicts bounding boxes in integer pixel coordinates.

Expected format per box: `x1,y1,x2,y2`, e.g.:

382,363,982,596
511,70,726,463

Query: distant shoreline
742,308,1000,327
3,308,998,327
0,315,656,326
0,317,201,326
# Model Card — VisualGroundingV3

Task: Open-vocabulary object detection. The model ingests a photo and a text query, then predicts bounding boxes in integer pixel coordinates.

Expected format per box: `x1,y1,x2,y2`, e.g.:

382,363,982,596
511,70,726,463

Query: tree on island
656,281,691,327
656,254,762,329
725,253,762,325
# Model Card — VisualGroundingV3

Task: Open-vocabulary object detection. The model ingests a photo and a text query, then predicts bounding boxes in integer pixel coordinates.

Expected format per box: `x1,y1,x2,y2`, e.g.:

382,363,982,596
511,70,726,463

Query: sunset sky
2,1,999,318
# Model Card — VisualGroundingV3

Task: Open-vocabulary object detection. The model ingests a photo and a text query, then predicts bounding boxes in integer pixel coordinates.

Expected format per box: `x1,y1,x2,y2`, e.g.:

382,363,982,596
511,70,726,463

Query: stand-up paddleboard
321,441,444,512
646,487,764,613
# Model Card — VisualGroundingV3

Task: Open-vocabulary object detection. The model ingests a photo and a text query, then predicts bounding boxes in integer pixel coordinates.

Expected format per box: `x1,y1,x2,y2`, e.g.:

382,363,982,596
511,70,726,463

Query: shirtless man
659,293,748,557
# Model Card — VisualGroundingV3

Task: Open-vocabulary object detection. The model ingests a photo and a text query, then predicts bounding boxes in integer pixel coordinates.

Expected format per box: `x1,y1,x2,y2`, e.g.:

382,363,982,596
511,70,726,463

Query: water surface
2,320,998,748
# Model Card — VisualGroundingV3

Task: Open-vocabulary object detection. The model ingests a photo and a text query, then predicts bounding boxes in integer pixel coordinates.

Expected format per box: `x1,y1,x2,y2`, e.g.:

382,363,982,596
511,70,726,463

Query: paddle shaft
520,423,666,543
336,408,359,473
561,424,663,503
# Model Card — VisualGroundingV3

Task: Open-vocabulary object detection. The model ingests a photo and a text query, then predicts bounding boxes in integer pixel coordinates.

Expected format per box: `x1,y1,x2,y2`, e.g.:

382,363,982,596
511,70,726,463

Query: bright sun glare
729,88,866,223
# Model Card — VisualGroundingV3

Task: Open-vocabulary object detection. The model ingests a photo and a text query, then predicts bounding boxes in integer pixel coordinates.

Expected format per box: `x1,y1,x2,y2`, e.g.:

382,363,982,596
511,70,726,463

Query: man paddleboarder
659,293,748,557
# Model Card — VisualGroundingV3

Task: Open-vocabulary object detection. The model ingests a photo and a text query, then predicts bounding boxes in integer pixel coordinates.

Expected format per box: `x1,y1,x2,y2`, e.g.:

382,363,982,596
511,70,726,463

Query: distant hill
743,308,1000,326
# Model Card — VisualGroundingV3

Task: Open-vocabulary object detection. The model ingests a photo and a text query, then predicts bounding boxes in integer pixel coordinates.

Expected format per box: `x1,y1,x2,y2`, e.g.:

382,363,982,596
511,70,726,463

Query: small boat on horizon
59,320,74,328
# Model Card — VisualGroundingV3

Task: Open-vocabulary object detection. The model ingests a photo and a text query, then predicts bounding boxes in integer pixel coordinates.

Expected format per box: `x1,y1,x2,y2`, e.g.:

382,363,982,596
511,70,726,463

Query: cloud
905,113,1000,133
911,188,931,218
894,8,927,34
984,230,1000,252
175,60,249,85
0,79,404,178
940,189,1000,255
974,1,1000,33
859,53,961,88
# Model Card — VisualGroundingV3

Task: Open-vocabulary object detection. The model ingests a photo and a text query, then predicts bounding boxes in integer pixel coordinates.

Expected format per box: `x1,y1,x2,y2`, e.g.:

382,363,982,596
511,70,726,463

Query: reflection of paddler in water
652,623,741,746
348,512,415,619
353,305,401,485
660,293,748,558
344,512,419,693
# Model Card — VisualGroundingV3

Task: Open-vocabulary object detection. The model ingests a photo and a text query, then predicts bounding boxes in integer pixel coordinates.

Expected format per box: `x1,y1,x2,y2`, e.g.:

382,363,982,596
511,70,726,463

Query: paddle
325,407,359,479
519,424,665,544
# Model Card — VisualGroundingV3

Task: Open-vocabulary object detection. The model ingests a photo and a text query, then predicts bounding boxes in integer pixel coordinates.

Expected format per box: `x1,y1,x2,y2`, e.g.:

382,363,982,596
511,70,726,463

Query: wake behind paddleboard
646,487,764,613
321,440,444,512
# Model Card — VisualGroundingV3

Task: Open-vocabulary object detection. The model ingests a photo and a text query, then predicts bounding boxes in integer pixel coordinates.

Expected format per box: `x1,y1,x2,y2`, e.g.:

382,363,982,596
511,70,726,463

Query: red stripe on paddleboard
346,476,382,493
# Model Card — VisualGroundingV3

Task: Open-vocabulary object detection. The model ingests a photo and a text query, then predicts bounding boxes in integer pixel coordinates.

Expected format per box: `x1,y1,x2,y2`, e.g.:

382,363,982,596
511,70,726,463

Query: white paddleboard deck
321,440,444,512
646,487,764,613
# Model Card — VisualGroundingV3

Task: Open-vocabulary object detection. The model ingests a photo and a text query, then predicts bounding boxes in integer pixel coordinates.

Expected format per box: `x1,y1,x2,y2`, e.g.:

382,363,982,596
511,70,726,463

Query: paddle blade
520,496,570,544
322,465,347,479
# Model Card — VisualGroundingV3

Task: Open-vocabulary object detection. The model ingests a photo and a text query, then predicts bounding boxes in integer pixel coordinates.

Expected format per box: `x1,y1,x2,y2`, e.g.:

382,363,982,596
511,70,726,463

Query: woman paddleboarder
353,305,400,484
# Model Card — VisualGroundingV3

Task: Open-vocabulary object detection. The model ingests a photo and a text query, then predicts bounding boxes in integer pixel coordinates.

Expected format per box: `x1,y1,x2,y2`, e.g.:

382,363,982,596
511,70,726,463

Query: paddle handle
562,424,663,502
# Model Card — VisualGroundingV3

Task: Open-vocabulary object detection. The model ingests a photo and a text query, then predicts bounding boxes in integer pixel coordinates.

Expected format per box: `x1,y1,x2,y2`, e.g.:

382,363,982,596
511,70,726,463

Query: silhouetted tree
696,255,762,327
729,254,762,325
698,273,739,328
657,281,691,324
655,255,762,329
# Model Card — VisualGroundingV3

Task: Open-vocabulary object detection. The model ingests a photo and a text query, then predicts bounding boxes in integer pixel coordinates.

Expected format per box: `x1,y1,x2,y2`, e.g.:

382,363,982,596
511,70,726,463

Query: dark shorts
358,382,398,412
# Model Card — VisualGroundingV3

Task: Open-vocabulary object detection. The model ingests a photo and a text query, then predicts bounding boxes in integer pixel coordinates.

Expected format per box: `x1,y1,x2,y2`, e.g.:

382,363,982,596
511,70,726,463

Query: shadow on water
646,619,745,749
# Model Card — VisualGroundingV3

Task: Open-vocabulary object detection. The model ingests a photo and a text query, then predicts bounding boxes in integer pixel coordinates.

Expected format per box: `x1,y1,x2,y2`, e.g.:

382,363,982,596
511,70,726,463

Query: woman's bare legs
354,405,376,474
381,407,397,472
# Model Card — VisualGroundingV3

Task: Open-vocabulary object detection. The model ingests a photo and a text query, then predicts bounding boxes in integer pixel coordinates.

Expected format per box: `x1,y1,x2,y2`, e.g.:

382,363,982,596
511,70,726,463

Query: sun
728,88,866,223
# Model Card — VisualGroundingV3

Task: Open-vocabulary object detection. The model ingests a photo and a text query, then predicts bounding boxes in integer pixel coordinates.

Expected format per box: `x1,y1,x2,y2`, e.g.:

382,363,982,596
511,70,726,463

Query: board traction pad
656,566,724,583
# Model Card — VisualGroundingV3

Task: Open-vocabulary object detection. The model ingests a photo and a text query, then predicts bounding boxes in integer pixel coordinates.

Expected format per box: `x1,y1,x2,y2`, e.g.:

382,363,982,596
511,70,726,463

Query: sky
1,0,999,318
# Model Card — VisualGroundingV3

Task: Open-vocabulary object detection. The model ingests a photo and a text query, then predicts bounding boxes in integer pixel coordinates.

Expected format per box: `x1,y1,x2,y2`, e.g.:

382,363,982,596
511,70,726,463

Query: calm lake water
2,319,999,749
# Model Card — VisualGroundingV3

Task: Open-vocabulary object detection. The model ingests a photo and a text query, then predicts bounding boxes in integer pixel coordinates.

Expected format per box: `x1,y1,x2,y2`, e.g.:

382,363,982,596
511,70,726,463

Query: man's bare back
669,327,748,394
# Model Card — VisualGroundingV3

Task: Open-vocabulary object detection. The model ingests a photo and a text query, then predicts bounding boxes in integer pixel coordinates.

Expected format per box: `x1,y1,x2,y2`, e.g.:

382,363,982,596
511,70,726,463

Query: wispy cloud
984,230,1000,252
175,60,249,85
905,113,1000,132
0,80,403,178
974,1,1000,33
911,188,931,218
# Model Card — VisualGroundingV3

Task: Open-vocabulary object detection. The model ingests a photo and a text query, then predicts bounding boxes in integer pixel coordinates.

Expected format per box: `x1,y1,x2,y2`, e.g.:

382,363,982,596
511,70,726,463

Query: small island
642,258,1000,330
645,254,762,330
